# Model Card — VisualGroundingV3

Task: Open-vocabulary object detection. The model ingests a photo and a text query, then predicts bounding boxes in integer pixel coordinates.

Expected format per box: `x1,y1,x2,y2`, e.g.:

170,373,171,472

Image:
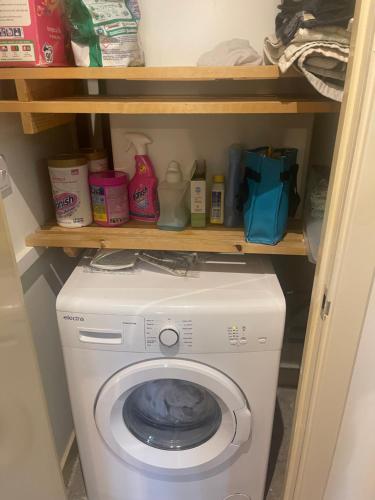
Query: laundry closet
1,1,374,500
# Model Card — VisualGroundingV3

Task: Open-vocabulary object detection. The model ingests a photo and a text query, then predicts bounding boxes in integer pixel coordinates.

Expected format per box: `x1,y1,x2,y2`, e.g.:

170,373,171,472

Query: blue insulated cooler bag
243,147,299,245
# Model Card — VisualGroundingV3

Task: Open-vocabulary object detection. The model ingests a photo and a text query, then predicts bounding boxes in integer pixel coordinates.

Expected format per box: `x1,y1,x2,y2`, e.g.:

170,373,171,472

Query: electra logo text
63,315,84,322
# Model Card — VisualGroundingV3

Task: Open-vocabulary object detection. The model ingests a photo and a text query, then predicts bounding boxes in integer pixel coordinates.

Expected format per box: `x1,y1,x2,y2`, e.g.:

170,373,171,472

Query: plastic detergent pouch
90,250,139,270
65,0,144,67
88,249,199,277
137,252,199,278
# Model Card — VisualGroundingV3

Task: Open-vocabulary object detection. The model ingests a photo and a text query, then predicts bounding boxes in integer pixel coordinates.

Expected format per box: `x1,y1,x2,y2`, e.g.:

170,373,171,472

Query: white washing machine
57,254,285,500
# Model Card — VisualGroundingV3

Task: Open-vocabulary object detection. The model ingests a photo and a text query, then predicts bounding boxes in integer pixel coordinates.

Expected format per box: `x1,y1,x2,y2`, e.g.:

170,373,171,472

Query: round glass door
122,379,222,450
95,359,252,473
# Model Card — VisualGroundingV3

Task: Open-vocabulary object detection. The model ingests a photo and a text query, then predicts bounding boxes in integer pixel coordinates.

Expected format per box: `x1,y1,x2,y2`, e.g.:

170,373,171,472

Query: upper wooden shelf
0,65,302,81
26,221,306,257
2,65,340,134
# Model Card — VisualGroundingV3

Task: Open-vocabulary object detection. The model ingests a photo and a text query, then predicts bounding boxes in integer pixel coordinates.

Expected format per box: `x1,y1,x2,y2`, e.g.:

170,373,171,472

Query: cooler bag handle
288,163,301,217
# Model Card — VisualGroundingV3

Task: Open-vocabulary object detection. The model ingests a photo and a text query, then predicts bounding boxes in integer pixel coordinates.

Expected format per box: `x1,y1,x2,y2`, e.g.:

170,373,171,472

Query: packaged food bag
65,0,144,67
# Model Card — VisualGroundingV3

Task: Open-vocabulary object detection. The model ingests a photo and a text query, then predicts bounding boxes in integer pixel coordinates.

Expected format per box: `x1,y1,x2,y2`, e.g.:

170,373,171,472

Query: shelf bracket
14,79,78,134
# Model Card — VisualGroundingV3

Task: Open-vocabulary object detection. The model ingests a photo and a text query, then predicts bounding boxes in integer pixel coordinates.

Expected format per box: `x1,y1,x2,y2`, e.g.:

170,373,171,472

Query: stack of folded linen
264,0,356,102
275,0,355,45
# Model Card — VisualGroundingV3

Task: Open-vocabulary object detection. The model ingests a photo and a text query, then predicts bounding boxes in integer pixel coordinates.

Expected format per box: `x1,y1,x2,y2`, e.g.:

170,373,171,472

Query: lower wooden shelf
0,96,340,115
26,221,307,256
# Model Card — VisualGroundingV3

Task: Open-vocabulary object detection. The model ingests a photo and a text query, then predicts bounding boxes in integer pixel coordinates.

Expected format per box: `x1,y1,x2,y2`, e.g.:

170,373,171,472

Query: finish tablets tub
48,154,93,228
89,171,129,227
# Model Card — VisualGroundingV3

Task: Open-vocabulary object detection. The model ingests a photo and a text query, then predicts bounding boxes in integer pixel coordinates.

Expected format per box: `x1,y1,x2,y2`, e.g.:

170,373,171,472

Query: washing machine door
95,359,252,474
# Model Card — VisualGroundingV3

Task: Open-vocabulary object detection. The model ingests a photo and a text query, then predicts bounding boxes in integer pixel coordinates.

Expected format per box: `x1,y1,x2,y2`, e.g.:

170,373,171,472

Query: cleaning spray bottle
125,133,160,222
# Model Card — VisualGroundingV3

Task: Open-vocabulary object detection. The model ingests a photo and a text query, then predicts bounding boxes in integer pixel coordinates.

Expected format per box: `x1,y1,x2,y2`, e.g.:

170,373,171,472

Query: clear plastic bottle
157,161,190,231
210,175,225,224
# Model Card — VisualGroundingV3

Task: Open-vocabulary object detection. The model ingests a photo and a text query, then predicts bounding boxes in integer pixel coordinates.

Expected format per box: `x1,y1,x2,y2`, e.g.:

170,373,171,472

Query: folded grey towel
264,26,351,102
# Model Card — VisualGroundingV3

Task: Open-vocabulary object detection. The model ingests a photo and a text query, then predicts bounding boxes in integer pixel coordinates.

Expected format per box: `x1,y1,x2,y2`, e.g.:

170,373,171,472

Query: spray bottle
125,133,160,222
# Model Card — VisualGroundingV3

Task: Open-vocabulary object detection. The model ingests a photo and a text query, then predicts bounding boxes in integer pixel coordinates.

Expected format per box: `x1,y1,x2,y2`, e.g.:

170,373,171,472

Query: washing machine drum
95,359,252,474
124,379,222,450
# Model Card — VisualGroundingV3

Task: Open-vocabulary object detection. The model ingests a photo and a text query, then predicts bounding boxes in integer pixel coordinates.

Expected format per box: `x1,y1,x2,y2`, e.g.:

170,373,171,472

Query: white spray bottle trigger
125,133,152,156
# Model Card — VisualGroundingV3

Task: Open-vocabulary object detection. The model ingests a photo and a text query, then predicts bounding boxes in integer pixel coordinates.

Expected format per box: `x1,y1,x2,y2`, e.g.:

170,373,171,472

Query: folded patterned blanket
264,26,351,102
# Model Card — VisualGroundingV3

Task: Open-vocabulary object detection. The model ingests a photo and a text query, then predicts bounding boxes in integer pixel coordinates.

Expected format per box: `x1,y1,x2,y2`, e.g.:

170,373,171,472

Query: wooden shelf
0,65,302,81
0,65,340,133
1,65,340,134
26,221,307,256
0,96,339,115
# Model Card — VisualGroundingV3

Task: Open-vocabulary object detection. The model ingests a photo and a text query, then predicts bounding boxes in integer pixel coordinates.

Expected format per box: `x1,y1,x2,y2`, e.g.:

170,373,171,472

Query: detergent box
0,0,68,66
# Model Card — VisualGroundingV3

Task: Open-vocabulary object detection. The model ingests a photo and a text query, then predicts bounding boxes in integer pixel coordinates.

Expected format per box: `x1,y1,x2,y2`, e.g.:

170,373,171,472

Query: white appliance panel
57,310,284,354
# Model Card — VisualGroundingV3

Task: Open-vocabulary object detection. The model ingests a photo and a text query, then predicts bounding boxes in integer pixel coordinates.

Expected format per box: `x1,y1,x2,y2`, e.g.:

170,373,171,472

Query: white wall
0,110,78,461
324,277,375,500
138,0,279,65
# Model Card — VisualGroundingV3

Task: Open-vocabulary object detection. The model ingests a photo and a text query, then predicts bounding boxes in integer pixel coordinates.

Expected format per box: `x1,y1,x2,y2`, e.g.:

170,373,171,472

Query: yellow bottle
210,175,225,224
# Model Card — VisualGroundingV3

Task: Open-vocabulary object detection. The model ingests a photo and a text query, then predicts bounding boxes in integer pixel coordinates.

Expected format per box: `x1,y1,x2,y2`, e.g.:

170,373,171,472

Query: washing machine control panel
145,318,193,352
58,312,282,353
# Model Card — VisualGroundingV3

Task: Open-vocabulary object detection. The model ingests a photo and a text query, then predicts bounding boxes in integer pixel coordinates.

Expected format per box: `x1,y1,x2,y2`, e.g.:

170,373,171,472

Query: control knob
159,328,179,347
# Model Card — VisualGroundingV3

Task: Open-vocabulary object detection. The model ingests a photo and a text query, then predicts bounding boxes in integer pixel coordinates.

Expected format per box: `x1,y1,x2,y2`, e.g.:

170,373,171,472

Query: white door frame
284,0,375,498
0,197,67,500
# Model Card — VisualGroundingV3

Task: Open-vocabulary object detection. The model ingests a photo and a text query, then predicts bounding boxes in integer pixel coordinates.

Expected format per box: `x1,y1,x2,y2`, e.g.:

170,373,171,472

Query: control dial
159,328,179,347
